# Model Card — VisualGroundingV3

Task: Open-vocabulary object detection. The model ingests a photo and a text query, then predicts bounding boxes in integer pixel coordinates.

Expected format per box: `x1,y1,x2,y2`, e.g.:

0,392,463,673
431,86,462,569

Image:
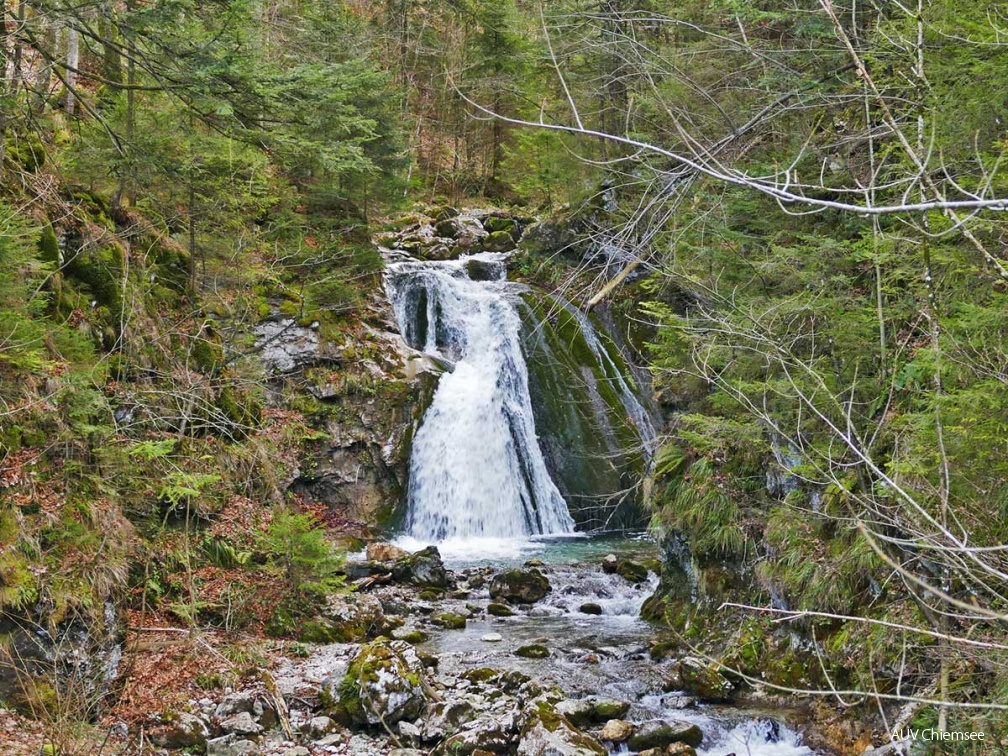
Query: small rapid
384,253,575,555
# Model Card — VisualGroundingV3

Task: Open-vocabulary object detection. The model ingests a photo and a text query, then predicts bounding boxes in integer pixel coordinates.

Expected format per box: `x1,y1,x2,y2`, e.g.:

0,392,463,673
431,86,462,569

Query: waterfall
384,253,575,550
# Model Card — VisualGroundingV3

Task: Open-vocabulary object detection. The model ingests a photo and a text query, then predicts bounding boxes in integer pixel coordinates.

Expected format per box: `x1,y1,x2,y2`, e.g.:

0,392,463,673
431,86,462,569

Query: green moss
432,613,467,630
37,225,61,264
398,629,430,644
515,643,550,659
460,667,498,684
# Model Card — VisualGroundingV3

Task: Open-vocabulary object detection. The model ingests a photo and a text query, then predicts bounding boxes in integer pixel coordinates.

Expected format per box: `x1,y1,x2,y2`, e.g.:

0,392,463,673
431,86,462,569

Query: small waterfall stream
385,253,575,555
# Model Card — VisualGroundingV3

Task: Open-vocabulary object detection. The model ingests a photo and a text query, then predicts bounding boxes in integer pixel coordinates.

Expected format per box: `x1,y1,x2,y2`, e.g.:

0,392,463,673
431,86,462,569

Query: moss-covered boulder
616,559,649,584
483,230,516,252
391,546,450,588
627,719,703,751
433,613,467,630
676,657,734,701
489,568,551,604
484,215,520,238
515,643,550,659
517,700,607,756
488,602,515,617
336,640,430,726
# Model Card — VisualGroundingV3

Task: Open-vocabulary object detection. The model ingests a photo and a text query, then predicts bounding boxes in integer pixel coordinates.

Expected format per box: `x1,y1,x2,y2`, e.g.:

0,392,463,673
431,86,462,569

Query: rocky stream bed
139,540,819,756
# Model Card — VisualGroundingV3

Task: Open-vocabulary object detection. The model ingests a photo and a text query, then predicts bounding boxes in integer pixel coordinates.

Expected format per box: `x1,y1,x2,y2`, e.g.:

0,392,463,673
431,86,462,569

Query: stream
371,235,819,755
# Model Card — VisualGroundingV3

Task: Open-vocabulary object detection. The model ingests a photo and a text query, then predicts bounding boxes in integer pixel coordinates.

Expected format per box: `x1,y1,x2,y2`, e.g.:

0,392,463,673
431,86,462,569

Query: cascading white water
385,253,575,555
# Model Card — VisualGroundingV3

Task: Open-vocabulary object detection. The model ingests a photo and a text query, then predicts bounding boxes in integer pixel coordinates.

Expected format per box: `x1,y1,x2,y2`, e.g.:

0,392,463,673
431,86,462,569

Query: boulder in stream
489,568,551,604
676,656,734,701
599,719,634,742
517,701,607,756
367,541,409,562
392,546,451,588
627,719,703,751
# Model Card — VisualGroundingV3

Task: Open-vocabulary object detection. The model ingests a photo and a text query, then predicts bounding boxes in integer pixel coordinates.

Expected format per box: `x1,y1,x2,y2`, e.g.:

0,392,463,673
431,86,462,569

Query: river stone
434,711,521,755
367,541,409,562
599,719,634,742
487,602,514,617
601,554,618,574
615,559,649,583
219,710,263,736
557,698,630,727
665,744,697,756
579,602,603,615
517,703,606,756
149,712,210,749
678,657,733,700
627,719,703,751
482,633,503,643
433,613,467,629
392,546,450,588
341,639,430,726
515,643,550,659
489,568,551,604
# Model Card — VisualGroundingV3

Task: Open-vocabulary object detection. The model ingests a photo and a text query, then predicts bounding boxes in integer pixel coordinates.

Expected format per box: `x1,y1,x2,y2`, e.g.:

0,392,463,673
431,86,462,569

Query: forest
1,1,1008,754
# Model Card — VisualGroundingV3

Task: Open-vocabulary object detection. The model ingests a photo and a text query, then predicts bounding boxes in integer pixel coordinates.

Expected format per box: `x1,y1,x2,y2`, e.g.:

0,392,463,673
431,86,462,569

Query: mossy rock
433,613,467,630
616,560,649,584
64,244,125,312
489,568,551,605
627,720,703,751
487,602,515,617
579,603,603,615
677,657,733,701
484,216,519,238
37,225,61,265
483,230,516,252
515,643,550,659
395,629,430,644
518,700,607,756
461,667,499,684
340,639,429,726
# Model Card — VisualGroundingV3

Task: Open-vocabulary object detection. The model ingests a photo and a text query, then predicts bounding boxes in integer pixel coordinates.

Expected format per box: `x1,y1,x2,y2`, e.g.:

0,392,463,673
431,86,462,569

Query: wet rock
340,639,430,726
392,546,451,588
599,719,634,742
435,712,520,756
557,698,630,727
465,258,506,282
515,644,550,659
481,633,503,643
678,657,733,701
219,710,263,736
579,603,603,615
627,719,703,751
517,702,607,756
149,712,210,749
666,744,697,756
393,628,430,644
487,603,515,617
206,734,259,756
601,554,618,574
615,559,649,583
433,613,467,630
367,542,409,562
489,568,551,604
